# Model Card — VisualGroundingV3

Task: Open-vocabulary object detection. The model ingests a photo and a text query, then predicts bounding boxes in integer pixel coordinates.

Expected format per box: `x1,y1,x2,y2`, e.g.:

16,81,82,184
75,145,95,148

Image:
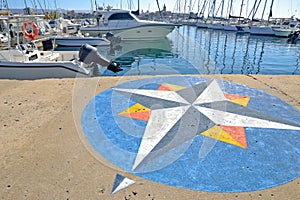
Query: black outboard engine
79,44,123,73
79,44,110,66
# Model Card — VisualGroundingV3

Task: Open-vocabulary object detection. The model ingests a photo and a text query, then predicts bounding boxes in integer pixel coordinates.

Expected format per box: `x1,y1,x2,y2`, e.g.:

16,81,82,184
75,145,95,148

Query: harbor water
56,25,300,76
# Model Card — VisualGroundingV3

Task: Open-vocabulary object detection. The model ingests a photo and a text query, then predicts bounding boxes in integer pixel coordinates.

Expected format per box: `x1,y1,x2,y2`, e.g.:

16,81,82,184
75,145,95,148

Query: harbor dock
0,75,299,199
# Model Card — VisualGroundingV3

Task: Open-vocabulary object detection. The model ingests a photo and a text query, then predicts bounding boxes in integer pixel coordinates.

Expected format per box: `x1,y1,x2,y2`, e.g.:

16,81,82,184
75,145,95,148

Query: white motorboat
80,9,178,40
273,28,293,37
0,43,121,79
52,36,111,47
249,25,274,36
272,21,298,37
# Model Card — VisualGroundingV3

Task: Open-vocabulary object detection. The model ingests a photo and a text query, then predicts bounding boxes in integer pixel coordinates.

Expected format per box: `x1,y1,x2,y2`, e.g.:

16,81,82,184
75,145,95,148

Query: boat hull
250,26,274,36
236,25,250,33
81,25,176,40
273,28,293,37
196,21,208,28
53,37,111,47
224,25,238,31
0,61,92,80
211,23,224,30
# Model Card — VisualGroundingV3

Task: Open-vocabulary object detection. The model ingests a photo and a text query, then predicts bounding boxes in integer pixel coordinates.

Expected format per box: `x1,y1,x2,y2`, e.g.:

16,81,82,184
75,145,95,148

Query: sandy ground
0,75,299,200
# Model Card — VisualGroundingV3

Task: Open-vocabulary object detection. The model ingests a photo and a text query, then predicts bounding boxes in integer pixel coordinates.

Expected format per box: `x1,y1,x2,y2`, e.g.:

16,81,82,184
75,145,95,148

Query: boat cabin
98,10,139,25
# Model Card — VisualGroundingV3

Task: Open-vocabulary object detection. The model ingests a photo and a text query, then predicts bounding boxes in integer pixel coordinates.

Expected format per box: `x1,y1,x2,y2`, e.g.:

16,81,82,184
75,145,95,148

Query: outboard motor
79,44,110,66
79,44,123,73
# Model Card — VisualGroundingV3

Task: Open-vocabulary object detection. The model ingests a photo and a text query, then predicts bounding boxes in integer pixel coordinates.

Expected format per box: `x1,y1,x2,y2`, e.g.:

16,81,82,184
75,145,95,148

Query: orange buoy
22,21,39,40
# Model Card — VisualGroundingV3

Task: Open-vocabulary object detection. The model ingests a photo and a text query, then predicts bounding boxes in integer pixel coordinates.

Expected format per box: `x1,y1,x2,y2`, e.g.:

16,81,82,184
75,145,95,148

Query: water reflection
56,26,300,75
176,26,300,75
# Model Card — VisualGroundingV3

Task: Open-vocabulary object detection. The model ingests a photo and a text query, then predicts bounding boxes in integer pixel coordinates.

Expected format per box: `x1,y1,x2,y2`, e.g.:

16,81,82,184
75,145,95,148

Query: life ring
22,21,39,40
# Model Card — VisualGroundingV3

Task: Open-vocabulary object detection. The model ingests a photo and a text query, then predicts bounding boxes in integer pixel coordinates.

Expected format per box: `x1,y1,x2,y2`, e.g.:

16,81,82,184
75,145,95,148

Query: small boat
80,9,178,40
249,25,275,36
272,21,298,37
52,36,111,47
0,43,122,80
273,28,293,37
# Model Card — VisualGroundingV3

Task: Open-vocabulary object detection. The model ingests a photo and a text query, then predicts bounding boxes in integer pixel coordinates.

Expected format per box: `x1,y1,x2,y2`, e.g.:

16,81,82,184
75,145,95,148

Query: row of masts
0,0,58,16
173,0,276,21
1,0,135,15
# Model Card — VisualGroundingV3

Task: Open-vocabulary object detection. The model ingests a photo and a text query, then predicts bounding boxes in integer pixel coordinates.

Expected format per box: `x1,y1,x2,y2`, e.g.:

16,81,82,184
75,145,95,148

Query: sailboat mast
156,0,162,18
184,0,187,14
220,0,225,18
239,0,245,23
248,0,257,19
200,0,208,18
261,0,268,21
90,0,93,12
249,0,262,20
36,0,45,14
240,0,244,18
197,0,201,13
227,0,233,18
267,0,274,22
212,0,216,18
24,0,28,8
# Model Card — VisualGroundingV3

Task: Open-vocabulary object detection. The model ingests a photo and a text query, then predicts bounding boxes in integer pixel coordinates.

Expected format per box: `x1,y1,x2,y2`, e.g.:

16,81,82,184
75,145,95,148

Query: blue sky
7,0,300,18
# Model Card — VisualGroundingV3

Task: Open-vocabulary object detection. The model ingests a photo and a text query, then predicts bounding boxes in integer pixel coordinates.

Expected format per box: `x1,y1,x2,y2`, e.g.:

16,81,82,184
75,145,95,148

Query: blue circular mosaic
81,76,300,192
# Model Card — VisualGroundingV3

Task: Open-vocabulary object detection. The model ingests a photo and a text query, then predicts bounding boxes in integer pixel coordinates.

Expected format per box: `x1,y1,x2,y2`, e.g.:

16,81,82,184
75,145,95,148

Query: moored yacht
272,20,299,37
273,28,293,37
80,9,179,40
249,24,275,36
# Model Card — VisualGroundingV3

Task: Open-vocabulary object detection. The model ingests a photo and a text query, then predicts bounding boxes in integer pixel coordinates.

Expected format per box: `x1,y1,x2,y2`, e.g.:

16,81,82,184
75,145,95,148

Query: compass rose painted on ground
82,76,300,192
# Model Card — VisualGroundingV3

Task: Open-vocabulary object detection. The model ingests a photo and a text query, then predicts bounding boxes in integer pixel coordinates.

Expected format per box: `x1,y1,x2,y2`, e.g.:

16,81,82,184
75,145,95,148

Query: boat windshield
108,13,135,21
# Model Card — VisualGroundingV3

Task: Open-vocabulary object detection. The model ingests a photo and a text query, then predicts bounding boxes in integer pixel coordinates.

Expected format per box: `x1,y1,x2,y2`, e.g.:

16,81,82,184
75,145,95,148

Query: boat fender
22,22,39,41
